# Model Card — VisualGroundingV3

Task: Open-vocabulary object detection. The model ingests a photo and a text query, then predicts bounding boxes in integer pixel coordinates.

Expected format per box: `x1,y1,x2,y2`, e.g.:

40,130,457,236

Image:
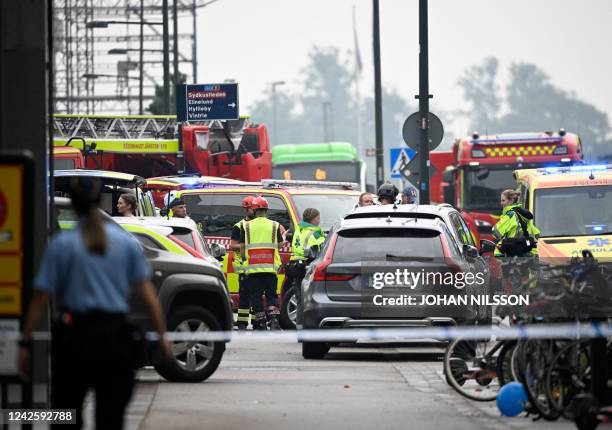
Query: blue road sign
176,83,239,121
390,147,416,178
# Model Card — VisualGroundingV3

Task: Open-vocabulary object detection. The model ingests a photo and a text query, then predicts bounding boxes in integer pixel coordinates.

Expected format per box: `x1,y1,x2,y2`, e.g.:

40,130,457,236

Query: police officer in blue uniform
19,177,171,430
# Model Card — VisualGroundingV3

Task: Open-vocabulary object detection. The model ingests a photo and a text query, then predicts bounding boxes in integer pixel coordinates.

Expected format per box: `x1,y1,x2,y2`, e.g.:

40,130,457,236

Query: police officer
240,196,284,330
287,208,325,329
230,196,256,329
169,197,189,219
400,185,418,204
19,177,171,430
377,183,399,205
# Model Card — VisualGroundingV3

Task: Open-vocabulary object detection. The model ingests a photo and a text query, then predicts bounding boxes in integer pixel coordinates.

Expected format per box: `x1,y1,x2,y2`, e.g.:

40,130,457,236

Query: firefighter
169,197,189,219
287,208,325,329
230,196,256,330
240,196,283,330
377,183,399,205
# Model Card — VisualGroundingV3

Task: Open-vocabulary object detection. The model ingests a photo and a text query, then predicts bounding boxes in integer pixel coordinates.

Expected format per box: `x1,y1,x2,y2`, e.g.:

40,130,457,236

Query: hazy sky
194,0,612,142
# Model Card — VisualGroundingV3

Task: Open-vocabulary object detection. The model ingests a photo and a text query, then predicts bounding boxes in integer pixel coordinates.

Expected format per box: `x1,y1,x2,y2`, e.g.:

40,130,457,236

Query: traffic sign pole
373,0,384,189
418,0,430,204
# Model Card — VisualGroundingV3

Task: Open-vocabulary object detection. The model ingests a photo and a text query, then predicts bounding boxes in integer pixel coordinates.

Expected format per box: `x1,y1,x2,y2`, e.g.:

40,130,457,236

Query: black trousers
245,273,278,314
51,314,136,430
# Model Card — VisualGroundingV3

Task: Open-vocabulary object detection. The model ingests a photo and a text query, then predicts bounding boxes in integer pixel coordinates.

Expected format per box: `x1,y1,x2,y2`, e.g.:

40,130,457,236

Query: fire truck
431,130,583,240
52,114,272,181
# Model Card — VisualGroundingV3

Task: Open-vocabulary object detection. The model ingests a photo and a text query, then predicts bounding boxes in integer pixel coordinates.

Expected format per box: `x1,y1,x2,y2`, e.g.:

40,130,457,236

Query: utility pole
139,0,144,114
173,0,180,90
373,0,384,189
162,0,170,114
418,0,431,204
192,0,198,82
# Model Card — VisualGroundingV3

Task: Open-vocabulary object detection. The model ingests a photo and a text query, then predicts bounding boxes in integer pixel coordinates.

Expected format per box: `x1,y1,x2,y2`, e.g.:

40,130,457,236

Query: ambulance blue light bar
537,164,612,174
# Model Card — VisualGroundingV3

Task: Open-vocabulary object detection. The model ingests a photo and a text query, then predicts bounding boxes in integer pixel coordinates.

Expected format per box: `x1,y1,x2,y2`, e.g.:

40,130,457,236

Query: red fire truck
430,130,583,240
52,114,272,182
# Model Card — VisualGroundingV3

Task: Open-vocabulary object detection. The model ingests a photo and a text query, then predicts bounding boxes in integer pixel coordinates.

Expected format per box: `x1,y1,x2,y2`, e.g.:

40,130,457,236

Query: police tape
15,321,612,343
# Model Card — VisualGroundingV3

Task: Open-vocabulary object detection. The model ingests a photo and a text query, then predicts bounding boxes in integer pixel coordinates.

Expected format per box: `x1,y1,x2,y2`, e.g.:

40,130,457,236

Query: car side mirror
479,239,496,255
210,243,226,261
463,244,479,260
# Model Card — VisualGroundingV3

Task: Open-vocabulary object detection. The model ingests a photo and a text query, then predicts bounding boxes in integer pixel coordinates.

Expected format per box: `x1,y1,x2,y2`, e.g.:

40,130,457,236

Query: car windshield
54,158,75,170
292,194,359,230
273,161,360,184
534,185,612,237
332,228,443,263
463,166,516,213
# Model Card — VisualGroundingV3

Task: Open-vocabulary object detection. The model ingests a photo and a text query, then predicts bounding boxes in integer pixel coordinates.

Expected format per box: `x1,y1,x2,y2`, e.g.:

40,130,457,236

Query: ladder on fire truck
52,114,250,141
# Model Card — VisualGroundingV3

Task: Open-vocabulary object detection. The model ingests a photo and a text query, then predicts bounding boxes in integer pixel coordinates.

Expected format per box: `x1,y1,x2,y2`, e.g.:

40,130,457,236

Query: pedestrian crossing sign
390,147,416,179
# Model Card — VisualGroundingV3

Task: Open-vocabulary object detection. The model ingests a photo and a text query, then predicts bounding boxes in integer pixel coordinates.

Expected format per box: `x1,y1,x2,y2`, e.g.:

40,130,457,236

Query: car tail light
311,234,356,282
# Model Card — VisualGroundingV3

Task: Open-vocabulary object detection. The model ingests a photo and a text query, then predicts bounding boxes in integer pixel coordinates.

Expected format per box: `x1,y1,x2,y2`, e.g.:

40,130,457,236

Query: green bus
271,142,366,191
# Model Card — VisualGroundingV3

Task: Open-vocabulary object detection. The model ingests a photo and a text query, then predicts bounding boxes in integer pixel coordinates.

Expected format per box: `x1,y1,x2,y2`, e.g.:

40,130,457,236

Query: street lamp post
162,0,171,114
86,18,169,114
271,80,285,146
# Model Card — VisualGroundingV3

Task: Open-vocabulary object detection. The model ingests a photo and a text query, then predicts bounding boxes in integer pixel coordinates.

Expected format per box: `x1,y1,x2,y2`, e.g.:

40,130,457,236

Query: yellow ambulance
513,165,612,262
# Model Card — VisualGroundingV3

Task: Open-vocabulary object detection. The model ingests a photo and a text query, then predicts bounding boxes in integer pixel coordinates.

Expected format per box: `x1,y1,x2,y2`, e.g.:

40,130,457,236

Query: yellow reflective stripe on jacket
291,226,325,261
492,205,539,256
244,217,281,274
233,218,247,274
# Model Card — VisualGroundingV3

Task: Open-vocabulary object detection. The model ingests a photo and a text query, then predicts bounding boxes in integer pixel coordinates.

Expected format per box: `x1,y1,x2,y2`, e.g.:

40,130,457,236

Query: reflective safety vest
291,223,325,261
492,204,540,257
233,218,248,274
244,217,281,274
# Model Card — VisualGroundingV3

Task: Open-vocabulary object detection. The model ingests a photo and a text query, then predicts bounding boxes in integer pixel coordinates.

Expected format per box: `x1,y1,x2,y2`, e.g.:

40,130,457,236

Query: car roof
344,203,456,221
54,169,146,186
113,216,199,231
515,165,612,189
178,186,361,197
338,215,445,232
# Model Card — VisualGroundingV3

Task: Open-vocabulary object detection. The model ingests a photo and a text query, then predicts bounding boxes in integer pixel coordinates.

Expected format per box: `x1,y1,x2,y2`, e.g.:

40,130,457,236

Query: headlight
553,145,568,155
471,149,486,158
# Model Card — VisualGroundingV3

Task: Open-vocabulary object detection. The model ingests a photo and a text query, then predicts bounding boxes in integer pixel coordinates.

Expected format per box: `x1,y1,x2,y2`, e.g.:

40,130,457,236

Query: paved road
91,337,574,430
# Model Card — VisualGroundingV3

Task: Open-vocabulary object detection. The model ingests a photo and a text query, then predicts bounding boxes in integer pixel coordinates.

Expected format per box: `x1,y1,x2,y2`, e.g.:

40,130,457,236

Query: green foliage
248,45,412,184
148,72,188,115
458,58,612,158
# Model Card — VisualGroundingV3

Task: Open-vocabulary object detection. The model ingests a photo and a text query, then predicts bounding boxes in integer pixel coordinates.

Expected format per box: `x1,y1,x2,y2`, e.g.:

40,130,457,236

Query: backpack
498,212,536,257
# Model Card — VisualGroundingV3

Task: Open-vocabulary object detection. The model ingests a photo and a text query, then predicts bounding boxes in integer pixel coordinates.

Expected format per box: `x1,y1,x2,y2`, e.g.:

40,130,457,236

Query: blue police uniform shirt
34,222,152,313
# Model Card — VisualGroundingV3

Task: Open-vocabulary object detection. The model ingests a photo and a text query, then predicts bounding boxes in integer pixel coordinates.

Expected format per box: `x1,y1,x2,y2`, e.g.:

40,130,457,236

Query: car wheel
280,286,297,330
302,341,330,359
155,305,225,383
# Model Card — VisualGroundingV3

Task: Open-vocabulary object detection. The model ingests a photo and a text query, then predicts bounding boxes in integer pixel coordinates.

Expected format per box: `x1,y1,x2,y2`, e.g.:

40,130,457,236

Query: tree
457,57,501,133
248,45,412,184
147,72,187,115
457,58,612,158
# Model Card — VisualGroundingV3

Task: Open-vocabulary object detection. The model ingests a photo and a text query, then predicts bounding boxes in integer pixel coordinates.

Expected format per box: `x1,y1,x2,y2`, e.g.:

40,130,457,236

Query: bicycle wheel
517,338,562,420
546,340,591,420
497,340,517,387
443,338,501,401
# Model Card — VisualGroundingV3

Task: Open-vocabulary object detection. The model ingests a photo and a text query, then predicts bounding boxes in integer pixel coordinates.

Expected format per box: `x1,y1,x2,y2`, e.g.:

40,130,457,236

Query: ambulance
513,165,612,262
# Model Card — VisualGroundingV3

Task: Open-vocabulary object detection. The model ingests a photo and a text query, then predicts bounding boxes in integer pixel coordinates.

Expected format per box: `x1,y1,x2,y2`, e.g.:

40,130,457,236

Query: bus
271,142,367,191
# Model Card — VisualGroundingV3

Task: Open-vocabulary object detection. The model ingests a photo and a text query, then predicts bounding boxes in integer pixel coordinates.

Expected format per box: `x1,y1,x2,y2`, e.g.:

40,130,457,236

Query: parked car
54,197,232,382
54,169,157,216
113,216,226,266
175,179,362,328
300,206,492,359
